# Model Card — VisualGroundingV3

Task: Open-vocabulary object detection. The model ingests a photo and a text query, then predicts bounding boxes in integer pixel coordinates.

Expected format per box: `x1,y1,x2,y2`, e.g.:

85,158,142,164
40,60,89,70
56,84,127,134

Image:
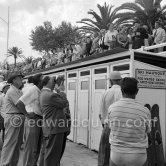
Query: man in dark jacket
40,76,69,166
132,21,148,49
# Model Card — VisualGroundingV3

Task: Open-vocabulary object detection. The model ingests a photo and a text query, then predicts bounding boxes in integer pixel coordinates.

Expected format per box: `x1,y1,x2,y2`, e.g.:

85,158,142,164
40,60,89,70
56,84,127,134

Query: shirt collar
121,97,136,102
33,85,41,92
42,87,52,92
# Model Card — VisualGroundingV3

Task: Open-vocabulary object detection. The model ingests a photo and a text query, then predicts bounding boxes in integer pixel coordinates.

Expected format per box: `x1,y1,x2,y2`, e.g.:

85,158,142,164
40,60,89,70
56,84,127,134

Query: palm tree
25,56,33,65
8,47,25,67
77,3,118,35
115,0,166,32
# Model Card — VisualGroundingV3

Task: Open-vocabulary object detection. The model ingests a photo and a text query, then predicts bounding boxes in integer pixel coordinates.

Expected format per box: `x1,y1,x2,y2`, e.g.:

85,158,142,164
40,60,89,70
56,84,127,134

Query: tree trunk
14,57,16,67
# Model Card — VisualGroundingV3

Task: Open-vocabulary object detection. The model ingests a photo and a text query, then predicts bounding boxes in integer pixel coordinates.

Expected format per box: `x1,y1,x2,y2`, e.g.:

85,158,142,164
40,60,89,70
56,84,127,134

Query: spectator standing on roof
152,21,166,52
132,21,148,49
98,29,109,52
91,32,100,54
80,38,87,58
104,23,118,50
85,36,92,56
117,25,129,49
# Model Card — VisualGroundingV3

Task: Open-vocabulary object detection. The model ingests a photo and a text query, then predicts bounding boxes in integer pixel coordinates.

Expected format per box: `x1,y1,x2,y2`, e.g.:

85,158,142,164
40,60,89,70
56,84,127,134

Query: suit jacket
40,88,69,136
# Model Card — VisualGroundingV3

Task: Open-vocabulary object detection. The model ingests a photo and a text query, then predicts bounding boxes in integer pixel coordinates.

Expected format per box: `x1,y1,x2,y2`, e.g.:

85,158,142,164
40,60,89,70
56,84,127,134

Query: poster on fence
135,69,166,89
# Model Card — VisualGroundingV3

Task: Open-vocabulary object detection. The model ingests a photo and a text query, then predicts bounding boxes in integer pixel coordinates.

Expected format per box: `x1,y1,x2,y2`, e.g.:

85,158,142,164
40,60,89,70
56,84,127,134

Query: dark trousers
1,114,25,166
44,133,65,166
39,132,67,166
22,116,42,166
60,132,67,160
98,125,111,166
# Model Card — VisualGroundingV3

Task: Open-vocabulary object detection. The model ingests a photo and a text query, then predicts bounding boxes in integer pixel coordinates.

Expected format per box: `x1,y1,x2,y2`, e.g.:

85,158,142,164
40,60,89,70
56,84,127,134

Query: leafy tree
56,21,81,47
77,3,118,35
30,21,56,55
8,47,25,67
115,0,166,32
30,21,81,55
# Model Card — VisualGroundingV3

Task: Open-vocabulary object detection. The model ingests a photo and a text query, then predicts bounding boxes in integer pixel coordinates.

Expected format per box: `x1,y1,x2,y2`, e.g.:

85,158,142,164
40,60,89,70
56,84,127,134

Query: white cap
109,71,122,80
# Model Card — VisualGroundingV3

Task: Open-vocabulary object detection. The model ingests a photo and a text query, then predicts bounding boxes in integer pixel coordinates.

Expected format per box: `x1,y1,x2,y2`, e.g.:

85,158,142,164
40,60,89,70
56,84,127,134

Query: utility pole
7,6,10,59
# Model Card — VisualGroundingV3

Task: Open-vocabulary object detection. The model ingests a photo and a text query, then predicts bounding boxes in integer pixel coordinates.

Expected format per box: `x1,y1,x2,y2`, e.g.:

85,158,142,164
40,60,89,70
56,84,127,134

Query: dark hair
33,73,43,86
56,76,65,86
121,77,138,96
134,20,141,24
42,76,51,86
28,76,34,83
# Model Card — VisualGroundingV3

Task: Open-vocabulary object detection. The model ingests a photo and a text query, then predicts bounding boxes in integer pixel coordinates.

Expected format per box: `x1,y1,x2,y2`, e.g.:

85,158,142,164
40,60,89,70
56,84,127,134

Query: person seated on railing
85,36,92,57
98,29,109,52
104,23,118,50
152,21,166,52
132,21,148,49
117,25,129,49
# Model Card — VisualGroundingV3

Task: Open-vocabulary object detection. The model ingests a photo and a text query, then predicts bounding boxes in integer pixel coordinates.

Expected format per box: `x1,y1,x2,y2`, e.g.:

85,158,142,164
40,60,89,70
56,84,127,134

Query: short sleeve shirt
5,85,23,114
19,85,42,116
100,85,122,124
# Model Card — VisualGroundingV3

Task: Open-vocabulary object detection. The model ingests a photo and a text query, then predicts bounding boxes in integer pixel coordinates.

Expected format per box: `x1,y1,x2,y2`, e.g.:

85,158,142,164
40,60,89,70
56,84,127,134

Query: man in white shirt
17,73,43,166
104,23,118,49
98,71,122,166
0,84,10,142
153,21,166,52
22,76,34,94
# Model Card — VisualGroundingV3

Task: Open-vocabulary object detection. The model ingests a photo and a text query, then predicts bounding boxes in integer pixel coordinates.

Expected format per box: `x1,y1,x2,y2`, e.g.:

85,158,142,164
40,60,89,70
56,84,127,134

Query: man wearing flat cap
1,71,30,166
98,71,122,166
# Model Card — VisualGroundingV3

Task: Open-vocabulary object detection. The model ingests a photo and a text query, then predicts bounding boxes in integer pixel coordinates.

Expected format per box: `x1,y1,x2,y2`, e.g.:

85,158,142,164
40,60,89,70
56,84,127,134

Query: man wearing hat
1,71,30,166
98,71,122,166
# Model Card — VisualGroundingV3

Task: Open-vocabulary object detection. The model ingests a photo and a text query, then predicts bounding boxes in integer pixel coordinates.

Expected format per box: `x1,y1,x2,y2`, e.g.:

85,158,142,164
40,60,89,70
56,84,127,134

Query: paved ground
0,139,98,166
61,141,98,166
17,140,98,166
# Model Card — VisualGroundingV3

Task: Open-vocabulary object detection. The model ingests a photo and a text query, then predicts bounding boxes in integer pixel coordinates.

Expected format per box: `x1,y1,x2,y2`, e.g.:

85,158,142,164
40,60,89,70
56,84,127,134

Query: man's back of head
121,77,139,99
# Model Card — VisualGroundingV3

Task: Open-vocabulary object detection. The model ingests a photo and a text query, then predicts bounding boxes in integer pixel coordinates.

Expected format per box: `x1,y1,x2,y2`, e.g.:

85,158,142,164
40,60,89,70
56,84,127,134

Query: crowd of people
0,72,70,166
19,20,166,74
0,71,153,166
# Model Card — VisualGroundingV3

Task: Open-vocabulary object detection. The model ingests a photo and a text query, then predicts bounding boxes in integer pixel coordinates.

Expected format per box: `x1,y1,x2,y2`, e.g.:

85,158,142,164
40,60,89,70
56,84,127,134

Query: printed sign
135,69,166,89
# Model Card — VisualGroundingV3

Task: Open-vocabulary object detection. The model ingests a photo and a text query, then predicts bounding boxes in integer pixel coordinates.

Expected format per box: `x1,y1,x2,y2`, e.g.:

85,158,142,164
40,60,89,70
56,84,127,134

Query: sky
0,0,165,64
